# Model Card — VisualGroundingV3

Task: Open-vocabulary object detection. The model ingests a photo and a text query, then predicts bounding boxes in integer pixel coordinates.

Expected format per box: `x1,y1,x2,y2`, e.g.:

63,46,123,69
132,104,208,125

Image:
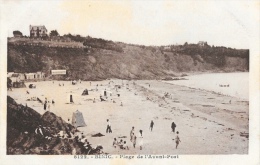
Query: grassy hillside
7,38,249,80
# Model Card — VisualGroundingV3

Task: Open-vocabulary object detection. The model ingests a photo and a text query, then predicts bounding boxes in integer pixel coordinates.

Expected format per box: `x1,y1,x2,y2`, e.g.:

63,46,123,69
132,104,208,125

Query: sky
1,0,258,49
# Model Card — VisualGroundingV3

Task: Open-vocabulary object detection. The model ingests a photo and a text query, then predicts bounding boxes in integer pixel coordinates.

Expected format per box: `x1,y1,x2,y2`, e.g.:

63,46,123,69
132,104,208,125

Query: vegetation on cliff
7,36,249,80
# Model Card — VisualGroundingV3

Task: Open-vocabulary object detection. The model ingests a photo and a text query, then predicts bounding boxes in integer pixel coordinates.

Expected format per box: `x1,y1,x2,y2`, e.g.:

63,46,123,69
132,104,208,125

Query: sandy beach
7,79,249,154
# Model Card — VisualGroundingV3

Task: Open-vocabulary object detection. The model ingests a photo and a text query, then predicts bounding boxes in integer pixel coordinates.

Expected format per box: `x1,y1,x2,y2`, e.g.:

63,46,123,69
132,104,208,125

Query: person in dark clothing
44,102,47,110
104,89,107,97
150,120,154,131
171,122,176,133
70,95,73,103
106,119,112,133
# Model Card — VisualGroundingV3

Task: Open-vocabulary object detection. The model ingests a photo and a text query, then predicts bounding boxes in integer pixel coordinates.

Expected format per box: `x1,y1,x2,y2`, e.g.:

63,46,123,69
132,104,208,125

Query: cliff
7,38,249,80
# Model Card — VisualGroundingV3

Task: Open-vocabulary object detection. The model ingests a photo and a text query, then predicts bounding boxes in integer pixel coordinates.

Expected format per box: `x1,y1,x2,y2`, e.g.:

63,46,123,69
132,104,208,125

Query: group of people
43,98,55,111
130,127,144,150
171,122,181,149
113,138,129,150
107,119,181,151
111,127,143,151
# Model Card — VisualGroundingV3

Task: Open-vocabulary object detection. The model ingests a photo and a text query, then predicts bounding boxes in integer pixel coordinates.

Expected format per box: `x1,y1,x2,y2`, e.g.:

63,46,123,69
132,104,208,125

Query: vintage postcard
0,0,259,165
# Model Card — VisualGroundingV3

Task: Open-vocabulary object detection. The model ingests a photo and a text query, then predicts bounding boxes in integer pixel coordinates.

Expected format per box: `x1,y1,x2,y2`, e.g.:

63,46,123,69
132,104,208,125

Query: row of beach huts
7,72,46,82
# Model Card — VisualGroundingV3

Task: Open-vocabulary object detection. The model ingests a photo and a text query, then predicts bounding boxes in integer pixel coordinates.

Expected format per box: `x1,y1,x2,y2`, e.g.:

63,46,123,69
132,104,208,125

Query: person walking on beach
132,133,137,148
139,130,144,150
150,120,154,131
175,131,181,149
130,127,135,142
171,122,176,133
106,119,112,133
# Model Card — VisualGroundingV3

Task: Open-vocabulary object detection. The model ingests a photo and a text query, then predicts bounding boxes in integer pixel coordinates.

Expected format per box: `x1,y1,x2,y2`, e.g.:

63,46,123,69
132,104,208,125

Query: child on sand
112,138,118,148
122,141,129,150
118,139,123,148
175,131,181,149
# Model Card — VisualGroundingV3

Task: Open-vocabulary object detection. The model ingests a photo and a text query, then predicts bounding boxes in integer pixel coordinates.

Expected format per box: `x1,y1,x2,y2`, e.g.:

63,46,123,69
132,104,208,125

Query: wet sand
7,80,249,154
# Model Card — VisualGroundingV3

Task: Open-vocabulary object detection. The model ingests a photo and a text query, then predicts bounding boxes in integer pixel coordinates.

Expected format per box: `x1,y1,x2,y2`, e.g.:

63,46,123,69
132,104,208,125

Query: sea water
165,72,249,100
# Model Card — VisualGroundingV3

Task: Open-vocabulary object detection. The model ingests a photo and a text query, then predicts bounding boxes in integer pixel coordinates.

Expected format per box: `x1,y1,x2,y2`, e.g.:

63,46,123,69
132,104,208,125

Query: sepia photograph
0,0,259,164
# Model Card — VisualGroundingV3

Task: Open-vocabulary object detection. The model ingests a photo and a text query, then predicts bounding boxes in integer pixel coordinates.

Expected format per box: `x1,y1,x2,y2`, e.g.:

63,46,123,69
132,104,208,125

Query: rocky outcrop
7,96,100,155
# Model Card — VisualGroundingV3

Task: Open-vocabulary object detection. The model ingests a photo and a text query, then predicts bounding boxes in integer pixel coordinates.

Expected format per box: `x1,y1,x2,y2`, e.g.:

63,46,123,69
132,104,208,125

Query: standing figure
175,131,181,149
106,119,112,133
132,133,137,148
70,95,73,103
43,102,47,110
150,120,154,131
171,122,176,133
104,89,107,97
47,103,50,111
139,130,143,150
130,127,135,142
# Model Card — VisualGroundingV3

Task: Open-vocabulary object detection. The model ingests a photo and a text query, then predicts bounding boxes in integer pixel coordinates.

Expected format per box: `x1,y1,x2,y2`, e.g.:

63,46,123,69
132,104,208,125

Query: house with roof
198,41,207,47
7,72,14,78
30,25,48,38
36,72,46,79
10,73,25,82
25,73,36,80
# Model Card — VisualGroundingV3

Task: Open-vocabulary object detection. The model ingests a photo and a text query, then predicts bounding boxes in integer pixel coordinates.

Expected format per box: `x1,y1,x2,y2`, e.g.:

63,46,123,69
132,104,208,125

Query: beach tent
82,89,89,95
72,110,87,127
72,80,77,85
